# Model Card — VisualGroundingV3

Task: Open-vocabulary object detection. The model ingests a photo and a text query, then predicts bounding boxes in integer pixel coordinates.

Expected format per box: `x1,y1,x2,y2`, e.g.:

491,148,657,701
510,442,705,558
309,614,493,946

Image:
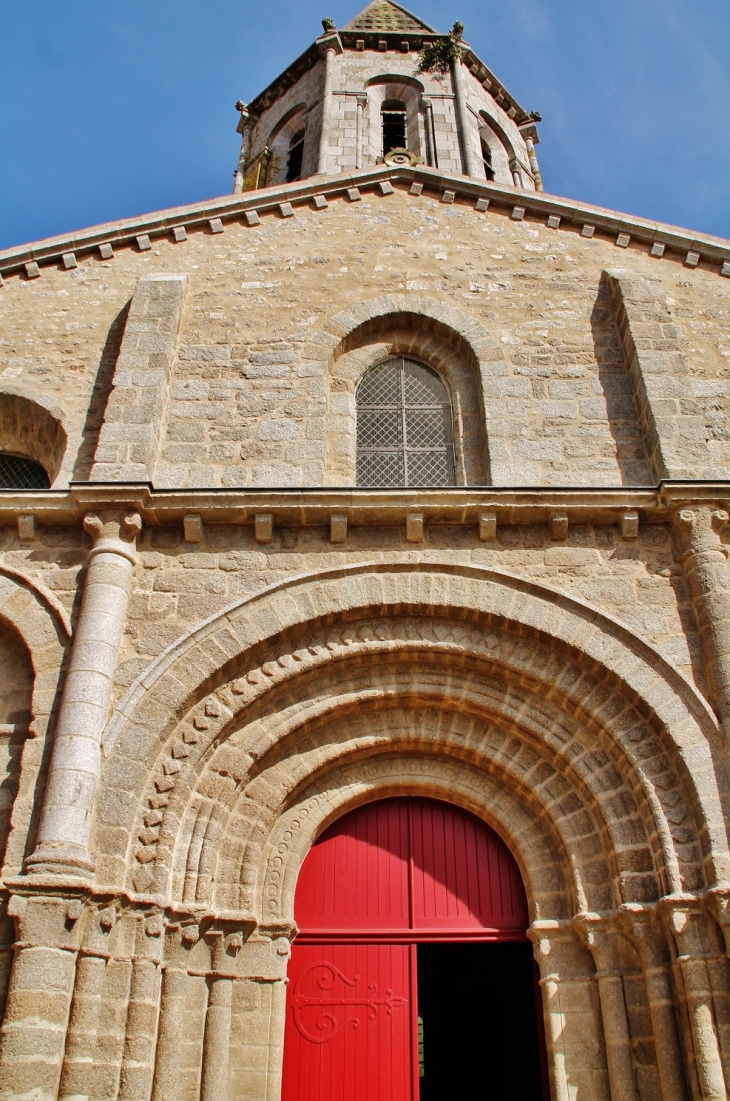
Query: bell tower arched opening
282,797,547,1101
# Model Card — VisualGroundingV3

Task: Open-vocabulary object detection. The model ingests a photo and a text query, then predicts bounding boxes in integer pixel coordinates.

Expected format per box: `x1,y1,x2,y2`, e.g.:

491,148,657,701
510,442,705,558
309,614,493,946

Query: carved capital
573,911,621,973
615,903,669,967
657,895,716,958
84,510,142,565
84,510,142,544
673,506,729,558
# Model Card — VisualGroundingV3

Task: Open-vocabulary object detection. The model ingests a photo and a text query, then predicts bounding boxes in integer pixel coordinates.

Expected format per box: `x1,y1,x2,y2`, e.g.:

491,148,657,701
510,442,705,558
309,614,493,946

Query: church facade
1,2,730,1099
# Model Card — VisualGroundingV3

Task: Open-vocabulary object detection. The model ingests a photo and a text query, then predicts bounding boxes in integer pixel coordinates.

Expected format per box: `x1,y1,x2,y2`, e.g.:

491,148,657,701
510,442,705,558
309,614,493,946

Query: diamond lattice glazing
356,358,455,487
0,454,50,490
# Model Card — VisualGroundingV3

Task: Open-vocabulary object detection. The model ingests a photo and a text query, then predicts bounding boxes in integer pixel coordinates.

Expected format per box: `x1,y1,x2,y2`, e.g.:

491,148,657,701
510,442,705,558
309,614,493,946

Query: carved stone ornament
378,148,421,167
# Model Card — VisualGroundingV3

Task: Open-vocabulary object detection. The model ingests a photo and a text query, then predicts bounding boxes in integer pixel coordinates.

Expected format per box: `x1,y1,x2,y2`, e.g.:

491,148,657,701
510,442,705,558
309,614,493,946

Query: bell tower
233,0,543,193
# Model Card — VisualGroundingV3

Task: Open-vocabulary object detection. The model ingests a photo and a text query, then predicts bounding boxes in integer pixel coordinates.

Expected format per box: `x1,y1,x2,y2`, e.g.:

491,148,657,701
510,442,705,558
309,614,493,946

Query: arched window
286,130,305,183
0,453,50,489
356,358,456,487
482,138,495,181
381,99,407,156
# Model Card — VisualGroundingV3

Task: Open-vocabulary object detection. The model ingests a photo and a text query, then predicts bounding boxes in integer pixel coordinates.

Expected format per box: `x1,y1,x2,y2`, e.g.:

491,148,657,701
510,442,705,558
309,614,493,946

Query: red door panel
295,797,528,936
410,800,528,932
295,799,410,933
282,943,414,1101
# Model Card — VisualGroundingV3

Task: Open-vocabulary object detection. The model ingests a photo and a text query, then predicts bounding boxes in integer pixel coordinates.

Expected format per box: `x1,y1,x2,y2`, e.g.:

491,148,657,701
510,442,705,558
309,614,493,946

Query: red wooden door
285,944,414,1101
281,798,530,1101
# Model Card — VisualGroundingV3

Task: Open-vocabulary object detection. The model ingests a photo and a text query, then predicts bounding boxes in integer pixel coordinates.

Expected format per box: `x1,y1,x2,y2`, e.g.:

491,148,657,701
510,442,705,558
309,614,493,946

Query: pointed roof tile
345,0,436,34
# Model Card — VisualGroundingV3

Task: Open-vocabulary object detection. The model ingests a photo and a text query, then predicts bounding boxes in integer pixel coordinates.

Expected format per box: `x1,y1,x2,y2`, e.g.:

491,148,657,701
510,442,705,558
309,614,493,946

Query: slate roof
344,0,436,34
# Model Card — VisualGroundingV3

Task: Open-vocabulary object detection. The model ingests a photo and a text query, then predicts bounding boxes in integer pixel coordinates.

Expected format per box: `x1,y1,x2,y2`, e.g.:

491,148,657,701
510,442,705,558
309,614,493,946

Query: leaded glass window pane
0,454,50,490
356,358,455,488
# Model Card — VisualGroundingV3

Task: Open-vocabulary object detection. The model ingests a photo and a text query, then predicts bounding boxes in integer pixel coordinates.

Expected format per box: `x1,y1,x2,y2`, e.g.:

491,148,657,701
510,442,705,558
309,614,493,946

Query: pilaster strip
90,273,189,483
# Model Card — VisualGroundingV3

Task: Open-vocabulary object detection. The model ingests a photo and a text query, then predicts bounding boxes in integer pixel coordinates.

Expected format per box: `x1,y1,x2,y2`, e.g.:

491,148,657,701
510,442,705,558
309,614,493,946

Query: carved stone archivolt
92,563,729,942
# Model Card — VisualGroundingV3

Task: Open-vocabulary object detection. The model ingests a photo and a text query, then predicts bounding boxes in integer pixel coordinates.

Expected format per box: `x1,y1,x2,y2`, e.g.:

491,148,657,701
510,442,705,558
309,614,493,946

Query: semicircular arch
310,295,503,485
0,386,68,487
97,561,730,918
259,751,573,928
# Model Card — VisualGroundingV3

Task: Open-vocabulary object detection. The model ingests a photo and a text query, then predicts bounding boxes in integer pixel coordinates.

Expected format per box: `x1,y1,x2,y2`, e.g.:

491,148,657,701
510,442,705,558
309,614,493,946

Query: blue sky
1,0,728,250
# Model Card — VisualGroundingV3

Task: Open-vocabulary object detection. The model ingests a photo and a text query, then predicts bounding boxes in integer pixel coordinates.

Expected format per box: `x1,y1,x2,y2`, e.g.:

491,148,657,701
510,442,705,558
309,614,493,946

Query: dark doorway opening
417,942,545,1101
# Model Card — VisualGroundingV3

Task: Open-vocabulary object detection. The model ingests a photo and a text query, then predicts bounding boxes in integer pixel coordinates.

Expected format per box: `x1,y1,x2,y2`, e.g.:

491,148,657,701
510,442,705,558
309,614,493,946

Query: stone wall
2,162,730,1101
1,183,729,488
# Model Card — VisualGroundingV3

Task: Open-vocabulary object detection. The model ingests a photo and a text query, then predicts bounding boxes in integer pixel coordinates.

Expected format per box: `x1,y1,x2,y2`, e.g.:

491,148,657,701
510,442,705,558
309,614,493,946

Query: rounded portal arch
97,560,728,922
97,560,724,1101
256,748,576,928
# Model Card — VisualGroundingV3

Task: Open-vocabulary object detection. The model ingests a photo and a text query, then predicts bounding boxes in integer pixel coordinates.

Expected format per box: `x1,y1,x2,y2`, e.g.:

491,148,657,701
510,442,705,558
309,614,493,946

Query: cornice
247,41,322,116
1,164,728,283
0,483,729,530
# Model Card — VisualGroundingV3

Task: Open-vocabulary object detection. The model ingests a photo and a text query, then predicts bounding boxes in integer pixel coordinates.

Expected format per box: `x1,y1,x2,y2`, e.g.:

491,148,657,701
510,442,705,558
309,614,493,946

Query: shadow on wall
590,276,654,486
72,300,130,481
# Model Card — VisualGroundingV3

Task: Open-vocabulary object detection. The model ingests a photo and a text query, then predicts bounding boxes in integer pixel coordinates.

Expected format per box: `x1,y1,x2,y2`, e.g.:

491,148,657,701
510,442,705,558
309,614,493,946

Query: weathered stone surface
0,4,730,1099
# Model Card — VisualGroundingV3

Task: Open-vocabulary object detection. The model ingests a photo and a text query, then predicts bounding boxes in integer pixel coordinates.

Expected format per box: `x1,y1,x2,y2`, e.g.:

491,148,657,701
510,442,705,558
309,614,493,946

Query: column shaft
595,972,640,1101
119,956,162,1101
673,507,730,729
540,975,571,1101
665,902,726,1101
676,955,727,1101
524,135,544,191
57,953,106,1101
451,56,480,178
621,908,690,1101
0,944,77,1100
422,98,438,168
150,967,187,1101
355,96,366,170
530,921,611,1101
27,512,141,877
574,918,640,1101
647,960,690,1101
200,976,233,1101
233,119,254,194
317,48,337,174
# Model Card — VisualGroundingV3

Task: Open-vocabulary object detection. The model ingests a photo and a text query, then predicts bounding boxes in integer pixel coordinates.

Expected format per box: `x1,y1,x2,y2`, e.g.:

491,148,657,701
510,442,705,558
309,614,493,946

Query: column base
24,845,95,879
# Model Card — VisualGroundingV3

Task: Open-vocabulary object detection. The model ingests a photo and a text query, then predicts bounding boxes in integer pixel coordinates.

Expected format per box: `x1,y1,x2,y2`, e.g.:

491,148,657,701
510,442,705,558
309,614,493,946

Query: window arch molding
356,356,456,488
266,103,310,186
477,111,515,187
320,308,492,488
0,387,67,488
363,78,426,165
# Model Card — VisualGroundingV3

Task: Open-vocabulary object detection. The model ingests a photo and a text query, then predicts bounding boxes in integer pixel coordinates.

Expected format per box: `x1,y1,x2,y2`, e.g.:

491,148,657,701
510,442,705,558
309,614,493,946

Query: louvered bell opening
382,103,407,157
0,453,50,490
286,132,305,183
356,358,456,488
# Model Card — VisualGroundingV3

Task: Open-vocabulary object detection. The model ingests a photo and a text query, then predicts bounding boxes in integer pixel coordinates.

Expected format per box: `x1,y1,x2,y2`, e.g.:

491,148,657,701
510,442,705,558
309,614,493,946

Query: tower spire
344,0,437,34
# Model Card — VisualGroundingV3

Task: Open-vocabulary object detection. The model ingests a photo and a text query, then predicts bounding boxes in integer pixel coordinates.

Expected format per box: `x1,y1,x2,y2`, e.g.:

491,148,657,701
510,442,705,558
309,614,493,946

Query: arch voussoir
96,562,729,920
